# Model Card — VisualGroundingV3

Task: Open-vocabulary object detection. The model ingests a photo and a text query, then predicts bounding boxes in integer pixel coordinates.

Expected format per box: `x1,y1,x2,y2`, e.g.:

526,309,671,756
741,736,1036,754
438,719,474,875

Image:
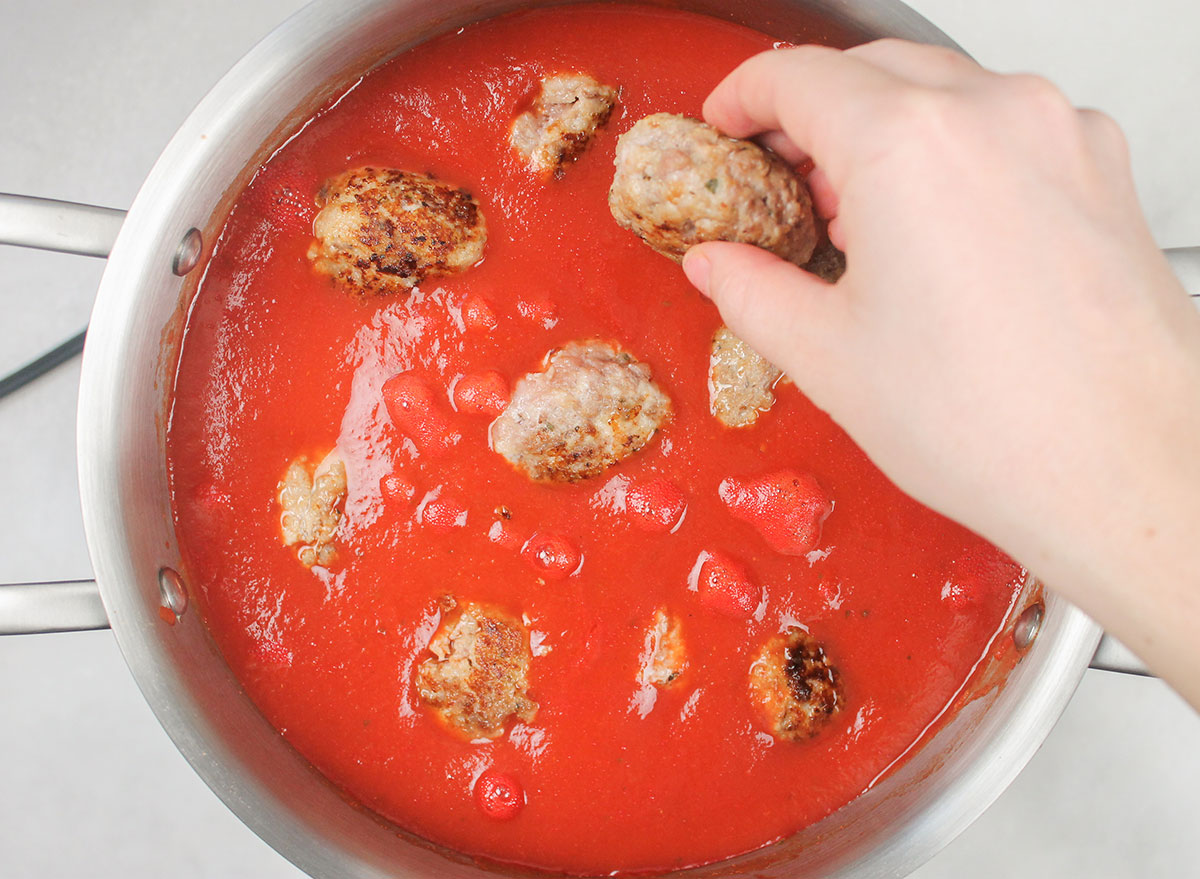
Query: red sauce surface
166,5,1025,874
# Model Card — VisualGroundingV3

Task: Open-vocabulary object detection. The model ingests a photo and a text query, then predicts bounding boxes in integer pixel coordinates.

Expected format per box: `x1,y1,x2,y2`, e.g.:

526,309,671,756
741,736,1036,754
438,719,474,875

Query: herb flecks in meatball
491,340,671,483
510,73,618,176
308,167,487,296
709,326,785,429
749,629,843,741
277,452,347,568
608,113,817,264
416,599,538,741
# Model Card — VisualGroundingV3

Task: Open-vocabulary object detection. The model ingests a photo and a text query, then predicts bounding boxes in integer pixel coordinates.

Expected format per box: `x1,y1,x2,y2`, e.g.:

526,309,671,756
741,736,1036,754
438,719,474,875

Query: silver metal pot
0,0,1196,876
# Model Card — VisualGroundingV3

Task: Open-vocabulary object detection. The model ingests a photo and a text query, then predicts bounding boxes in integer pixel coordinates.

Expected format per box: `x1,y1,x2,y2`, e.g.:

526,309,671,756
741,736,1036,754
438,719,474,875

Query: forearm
1014,336,1200,702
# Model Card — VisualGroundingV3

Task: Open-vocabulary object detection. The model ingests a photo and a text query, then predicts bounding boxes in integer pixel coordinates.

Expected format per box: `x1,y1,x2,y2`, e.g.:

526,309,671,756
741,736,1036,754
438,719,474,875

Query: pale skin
682,41,1200,708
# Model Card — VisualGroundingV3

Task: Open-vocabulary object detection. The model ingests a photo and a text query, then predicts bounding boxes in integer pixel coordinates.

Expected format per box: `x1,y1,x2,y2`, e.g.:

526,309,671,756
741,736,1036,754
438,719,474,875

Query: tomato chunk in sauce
166,4,1027,874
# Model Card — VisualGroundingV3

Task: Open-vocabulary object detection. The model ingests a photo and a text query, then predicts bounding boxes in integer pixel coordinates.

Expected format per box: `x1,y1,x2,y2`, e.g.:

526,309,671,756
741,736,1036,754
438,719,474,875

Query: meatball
416,599,538,740
278,452,347,568
608,113,817,264
510,73,618,175
491,340,671,483
637,609,687,688
749,628,843,741
805,236,847,283
709,326,784,428
308,167,487,295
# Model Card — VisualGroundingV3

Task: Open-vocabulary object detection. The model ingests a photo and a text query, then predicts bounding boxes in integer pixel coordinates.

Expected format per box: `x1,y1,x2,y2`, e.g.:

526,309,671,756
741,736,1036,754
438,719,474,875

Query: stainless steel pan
0,1,1195,876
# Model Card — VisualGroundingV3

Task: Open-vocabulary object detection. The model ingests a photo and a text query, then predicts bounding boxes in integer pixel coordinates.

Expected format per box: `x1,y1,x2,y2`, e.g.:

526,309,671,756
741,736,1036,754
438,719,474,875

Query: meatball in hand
608,113,816,264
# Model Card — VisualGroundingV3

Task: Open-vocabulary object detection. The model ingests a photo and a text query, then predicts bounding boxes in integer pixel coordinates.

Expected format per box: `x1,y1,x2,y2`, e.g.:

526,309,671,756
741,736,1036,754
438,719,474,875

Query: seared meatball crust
510,72,618,176
491,340,671,483
749,628,843,741
416,599,538,741
609,113,816,264
308,167,487,296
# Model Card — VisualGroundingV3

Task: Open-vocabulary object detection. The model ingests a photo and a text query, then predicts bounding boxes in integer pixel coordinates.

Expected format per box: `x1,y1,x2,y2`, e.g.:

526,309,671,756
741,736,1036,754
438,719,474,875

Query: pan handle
0,194,120,635
0,193,125,256
0,581,109,634
0,193,123,399
1089,633,1150,676
1164,246,1200,296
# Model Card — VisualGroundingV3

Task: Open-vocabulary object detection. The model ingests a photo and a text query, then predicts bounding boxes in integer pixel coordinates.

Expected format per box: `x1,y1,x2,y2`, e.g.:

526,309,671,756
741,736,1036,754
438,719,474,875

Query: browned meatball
308,167,487,295
805,236,847,283
749,628,843,741
415,599,538,741
490,340,671,483
709,326,784,429
510,73,618,175
608,114,816,264
277,452,346,568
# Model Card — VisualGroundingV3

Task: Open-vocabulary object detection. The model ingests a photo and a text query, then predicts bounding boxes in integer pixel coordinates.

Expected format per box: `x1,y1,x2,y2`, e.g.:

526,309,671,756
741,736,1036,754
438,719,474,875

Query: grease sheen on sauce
166,5,1024,874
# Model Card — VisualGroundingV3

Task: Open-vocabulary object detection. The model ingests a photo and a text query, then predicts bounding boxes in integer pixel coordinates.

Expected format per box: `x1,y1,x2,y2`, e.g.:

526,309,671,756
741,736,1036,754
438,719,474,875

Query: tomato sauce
166,5,1026,874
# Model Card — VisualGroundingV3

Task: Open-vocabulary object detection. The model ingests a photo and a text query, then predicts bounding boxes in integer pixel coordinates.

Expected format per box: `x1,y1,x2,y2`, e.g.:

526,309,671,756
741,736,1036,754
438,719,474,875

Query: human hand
683,41,1200,700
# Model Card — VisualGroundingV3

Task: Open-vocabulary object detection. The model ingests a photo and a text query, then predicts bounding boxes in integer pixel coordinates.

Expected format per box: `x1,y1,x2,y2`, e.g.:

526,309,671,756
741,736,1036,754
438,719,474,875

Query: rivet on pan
1013,602,1044,650
172,227,203,276
158,567,189,618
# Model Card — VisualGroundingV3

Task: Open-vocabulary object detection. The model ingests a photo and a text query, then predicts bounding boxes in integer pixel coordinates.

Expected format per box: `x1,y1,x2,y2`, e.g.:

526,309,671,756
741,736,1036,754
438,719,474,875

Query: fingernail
682,249,712,296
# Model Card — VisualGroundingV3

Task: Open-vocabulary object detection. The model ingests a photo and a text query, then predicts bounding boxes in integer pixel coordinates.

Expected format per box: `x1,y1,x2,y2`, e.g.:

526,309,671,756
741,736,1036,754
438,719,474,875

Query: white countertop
1,1,1197,876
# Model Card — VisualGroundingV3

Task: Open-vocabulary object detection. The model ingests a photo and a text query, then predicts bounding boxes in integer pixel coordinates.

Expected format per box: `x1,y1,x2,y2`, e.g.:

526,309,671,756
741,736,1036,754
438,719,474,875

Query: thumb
682,241,842,383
